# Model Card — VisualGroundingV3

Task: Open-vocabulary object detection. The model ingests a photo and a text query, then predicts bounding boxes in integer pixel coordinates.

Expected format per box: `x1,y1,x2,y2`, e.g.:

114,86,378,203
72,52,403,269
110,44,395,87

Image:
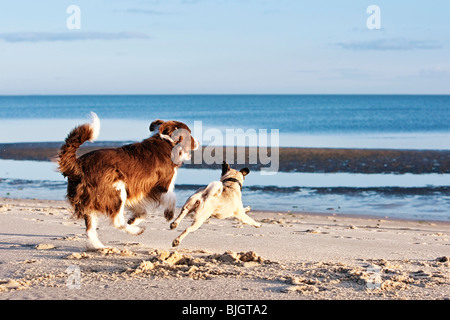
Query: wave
1,178,448,221
2,178,449,195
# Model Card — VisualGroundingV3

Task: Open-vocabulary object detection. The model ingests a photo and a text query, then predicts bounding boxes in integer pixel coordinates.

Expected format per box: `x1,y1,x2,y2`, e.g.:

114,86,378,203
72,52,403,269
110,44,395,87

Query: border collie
58,112,199,249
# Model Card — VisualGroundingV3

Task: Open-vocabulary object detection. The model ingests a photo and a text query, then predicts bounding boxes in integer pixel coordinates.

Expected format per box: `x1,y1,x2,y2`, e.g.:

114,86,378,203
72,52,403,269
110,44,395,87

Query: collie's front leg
161,191,176,221
128,205,146,226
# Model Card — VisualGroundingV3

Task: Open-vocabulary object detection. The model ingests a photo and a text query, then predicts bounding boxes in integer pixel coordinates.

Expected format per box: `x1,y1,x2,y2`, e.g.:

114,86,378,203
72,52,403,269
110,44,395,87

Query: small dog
170,161,261,247
58,112,199,250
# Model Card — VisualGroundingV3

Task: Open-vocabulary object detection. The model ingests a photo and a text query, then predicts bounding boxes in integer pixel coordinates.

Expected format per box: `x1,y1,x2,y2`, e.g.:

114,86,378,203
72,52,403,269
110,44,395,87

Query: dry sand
0,197,448,300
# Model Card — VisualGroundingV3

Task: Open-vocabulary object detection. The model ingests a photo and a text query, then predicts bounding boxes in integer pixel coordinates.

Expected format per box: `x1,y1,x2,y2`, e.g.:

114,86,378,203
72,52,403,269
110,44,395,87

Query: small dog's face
150,119,200,164
220,161,250,185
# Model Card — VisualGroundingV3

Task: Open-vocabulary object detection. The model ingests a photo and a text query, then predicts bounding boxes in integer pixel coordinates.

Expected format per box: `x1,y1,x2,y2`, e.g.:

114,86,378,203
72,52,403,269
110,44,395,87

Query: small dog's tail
201,181,223,199
58,112,100,180
193,181,223,209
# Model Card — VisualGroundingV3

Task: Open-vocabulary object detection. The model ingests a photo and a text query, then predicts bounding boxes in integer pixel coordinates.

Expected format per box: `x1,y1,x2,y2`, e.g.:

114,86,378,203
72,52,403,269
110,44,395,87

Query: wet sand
1,142,449,174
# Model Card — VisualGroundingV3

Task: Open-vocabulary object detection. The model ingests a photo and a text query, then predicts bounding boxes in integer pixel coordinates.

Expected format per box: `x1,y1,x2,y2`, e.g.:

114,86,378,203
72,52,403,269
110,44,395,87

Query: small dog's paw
254,223,262,228
244,206,251,212
170,222,178,230
164,209,174,222
172,239,180,247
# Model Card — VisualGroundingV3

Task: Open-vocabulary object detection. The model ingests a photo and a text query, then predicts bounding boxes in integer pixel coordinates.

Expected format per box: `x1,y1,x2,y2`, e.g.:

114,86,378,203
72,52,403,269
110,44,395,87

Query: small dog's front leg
235,207,261,228
172,212,210,247
171,193,202,230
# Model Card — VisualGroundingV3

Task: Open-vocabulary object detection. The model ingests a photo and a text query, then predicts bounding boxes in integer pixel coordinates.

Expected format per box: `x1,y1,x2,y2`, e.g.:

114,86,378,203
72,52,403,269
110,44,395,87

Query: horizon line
1,93,450,97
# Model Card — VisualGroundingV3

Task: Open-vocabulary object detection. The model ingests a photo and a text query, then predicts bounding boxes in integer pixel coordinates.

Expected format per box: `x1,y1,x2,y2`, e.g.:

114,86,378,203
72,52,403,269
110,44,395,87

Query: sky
0,0,449,95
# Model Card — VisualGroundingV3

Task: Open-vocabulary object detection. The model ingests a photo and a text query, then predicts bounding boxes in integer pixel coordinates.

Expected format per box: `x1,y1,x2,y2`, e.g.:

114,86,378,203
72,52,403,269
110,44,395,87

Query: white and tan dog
170,161,261,247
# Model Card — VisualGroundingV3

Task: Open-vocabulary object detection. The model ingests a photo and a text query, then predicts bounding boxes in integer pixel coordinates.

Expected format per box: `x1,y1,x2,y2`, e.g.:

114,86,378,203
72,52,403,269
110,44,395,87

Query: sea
0,95,449,221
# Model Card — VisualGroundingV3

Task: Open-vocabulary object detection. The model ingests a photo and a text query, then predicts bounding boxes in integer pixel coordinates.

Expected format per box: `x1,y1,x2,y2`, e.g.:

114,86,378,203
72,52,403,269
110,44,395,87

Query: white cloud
419,67,450,78
123,8,173,15
0,32,150,43
335,38,442,51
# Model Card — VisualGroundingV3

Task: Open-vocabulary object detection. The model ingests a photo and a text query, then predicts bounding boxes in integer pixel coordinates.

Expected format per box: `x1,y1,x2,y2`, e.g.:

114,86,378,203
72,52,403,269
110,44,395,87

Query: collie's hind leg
112,181,145,235
84,214,105,250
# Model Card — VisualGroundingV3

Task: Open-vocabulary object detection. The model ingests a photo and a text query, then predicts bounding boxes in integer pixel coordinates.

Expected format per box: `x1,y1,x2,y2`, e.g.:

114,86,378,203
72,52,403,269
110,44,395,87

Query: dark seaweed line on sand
1,142,449,174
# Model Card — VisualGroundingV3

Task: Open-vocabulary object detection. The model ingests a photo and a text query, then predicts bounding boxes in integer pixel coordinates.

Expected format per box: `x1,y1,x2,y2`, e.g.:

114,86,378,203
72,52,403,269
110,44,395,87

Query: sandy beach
0,197,448,300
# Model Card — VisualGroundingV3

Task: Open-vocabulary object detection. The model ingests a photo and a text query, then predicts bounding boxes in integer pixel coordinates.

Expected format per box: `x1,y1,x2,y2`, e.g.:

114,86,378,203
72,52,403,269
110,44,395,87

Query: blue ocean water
0,159,449,221
0,95,449,134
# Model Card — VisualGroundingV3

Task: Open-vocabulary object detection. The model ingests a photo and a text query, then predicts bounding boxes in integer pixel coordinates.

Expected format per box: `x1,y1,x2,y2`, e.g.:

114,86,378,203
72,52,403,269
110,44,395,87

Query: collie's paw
126,225,145,236
164,209,174,222
86,240,106,251
170,222,178,230
135,226,146,236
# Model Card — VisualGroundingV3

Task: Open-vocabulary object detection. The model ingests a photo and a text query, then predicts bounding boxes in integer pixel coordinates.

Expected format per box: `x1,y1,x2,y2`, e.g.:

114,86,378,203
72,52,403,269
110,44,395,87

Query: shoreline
2,197,450,226
0,197,448,300
1,141,449,174
255,208,450,226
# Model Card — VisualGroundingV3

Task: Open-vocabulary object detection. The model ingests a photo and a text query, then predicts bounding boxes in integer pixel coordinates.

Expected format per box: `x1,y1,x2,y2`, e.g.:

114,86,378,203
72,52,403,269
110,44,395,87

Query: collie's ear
150,119,164,132
222,161,230,176
240,168,250,177
191,137,199,150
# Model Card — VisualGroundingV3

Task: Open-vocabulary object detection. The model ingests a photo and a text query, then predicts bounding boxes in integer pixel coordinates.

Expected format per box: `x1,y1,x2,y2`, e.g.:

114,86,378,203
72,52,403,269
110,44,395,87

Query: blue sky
0,0,449,94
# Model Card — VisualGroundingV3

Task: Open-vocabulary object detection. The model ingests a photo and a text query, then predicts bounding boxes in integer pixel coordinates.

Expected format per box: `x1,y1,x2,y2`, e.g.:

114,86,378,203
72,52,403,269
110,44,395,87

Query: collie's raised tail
58,112,199,250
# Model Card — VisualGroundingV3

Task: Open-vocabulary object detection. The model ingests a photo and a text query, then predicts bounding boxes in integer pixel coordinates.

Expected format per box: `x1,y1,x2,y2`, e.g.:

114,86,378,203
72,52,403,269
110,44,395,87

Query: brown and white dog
170,161,261,247
58,112,199,250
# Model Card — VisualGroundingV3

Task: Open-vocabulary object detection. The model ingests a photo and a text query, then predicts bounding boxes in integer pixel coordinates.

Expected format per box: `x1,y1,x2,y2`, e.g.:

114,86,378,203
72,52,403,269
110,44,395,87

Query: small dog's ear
222,161,230,176
150,119,164,132
240,168,250,177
